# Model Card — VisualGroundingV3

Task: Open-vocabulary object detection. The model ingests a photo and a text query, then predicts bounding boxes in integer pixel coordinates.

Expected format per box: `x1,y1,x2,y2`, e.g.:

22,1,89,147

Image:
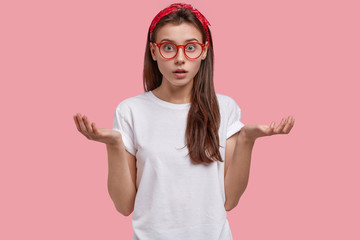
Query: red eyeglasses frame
152,42,206,60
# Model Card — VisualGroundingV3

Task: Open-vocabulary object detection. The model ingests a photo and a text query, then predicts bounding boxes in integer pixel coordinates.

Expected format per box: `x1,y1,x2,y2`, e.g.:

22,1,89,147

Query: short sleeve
112,102,136,156
226,97,245,139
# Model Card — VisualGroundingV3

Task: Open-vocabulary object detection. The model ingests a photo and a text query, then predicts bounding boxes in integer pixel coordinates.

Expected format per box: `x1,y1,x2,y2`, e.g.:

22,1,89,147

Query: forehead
155,22,203,43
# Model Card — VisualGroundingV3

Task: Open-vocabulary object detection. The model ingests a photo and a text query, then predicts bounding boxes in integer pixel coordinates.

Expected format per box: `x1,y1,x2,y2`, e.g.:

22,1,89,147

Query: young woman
73,3,294,239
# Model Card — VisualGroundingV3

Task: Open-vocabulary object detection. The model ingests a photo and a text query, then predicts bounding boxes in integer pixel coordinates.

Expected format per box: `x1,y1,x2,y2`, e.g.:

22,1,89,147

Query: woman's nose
175,46,186,62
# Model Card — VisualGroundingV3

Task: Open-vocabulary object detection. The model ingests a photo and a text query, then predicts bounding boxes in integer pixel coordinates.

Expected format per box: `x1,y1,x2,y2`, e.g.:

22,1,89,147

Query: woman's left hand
240,116,295,142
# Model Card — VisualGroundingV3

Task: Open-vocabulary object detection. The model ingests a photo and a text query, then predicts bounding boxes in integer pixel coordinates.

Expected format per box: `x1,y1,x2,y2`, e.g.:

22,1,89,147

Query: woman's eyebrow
160,38,199,43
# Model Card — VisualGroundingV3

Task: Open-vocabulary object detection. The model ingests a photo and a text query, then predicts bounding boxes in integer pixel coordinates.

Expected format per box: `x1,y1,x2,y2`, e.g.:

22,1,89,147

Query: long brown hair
143,7,223,165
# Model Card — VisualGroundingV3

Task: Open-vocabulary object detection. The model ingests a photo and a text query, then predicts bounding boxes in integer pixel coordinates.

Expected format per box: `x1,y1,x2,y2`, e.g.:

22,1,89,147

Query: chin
170,78,193,86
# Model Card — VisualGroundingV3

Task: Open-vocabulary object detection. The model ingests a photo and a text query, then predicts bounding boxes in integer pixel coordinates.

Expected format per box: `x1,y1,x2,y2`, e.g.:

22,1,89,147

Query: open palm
73,113,122,145
241,115,295,141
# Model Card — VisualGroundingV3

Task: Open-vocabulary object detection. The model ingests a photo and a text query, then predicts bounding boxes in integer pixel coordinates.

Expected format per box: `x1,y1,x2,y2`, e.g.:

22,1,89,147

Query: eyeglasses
152,42,206,60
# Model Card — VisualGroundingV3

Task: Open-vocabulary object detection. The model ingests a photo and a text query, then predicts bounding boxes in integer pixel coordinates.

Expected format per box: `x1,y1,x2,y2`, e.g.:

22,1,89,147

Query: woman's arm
224,132,255,211
224,116,295,211
106,142,137,216
73,113,137,216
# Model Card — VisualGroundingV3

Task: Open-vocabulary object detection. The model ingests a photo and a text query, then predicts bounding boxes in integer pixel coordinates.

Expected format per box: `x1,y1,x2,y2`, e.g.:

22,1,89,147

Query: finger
266,122,276,135
77,113,88,134
289,115,295,128
270,121,276,130
284,116,296,133
92,122,100,136
83,115,93,133
274,117,287,133
73,114,81,131
291,116,295,125
283,116,293,133
75,114,91,139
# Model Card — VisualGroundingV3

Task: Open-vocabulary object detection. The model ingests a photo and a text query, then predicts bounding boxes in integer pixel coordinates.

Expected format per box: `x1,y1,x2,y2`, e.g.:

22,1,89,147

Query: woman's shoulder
116,91,149,107
113,91,150,115
215,93,242,118
215,92,238,106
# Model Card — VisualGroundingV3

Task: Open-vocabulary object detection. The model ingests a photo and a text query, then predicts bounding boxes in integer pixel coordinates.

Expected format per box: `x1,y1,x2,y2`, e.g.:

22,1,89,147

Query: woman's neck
152,81,193,104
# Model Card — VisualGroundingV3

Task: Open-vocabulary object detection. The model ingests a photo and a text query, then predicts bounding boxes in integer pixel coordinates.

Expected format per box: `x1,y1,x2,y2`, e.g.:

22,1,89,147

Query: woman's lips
173,72,187,78
173,70,188,78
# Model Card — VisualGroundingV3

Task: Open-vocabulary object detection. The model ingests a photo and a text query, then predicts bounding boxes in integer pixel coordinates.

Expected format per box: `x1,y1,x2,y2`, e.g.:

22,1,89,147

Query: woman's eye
164,44,174,51
186,44,196,51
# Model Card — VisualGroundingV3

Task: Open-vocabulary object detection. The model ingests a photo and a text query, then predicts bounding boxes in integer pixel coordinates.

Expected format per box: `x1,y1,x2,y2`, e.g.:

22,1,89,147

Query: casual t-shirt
112,90,245,240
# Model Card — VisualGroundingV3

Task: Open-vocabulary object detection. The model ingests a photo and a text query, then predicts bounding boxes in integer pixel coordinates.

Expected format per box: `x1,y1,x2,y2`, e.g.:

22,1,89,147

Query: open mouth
173,70,188,78
173,69,188,73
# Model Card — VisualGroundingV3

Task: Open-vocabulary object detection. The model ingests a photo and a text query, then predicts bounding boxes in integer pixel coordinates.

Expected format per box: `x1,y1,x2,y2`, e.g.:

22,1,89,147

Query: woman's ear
201,41,209,60
149,42,157,61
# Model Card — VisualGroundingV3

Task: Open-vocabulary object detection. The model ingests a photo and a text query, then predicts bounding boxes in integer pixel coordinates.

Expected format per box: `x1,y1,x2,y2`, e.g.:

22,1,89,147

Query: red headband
149,3,211,42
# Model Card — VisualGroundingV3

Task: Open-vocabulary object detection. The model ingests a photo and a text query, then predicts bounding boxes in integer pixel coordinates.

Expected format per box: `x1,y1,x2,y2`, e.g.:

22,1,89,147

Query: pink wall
1,0,359,239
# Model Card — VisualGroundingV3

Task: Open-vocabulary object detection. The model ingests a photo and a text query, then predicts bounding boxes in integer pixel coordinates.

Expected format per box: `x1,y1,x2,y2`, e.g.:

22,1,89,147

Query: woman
73,3,294,239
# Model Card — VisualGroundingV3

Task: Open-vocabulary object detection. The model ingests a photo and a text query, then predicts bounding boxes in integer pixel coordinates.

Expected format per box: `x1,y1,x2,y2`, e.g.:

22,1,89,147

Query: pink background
1,0,359,239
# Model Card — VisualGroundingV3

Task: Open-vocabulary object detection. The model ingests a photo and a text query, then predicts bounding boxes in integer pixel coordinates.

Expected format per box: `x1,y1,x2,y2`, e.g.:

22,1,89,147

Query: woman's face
149,22,209,88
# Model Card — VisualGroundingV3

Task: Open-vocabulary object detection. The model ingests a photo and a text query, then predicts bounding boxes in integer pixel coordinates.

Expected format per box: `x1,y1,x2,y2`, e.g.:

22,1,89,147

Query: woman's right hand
73,113,123,146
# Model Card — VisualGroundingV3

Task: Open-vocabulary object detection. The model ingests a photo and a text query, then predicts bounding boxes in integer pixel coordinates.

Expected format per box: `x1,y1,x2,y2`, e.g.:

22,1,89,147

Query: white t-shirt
112,90,244,240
